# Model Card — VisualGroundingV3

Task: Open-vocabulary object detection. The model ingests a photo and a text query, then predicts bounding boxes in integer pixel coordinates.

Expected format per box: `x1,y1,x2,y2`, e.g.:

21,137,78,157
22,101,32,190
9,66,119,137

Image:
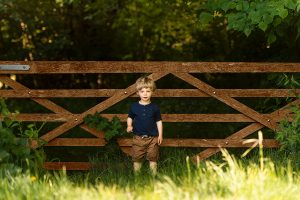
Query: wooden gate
0,61,299,170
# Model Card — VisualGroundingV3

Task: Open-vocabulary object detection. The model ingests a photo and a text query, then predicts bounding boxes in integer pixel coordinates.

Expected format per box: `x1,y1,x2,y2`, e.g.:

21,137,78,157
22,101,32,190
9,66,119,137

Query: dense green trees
200,0,300,60
1,0,299,61
201,0,300,41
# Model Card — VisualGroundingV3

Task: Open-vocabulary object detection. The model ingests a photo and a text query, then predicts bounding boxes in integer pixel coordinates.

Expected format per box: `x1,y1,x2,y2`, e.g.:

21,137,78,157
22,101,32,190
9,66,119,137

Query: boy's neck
139,100,151,105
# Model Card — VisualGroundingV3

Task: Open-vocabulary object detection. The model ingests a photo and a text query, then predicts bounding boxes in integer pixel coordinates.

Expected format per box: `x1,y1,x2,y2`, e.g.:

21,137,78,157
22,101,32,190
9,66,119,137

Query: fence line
0,61,299,170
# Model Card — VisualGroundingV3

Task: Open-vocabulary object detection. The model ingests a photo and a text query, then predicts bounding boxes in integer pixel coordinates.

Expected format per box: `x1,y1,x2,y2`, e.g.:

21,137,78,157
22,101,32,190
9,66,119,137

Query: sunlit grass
1,146,300,200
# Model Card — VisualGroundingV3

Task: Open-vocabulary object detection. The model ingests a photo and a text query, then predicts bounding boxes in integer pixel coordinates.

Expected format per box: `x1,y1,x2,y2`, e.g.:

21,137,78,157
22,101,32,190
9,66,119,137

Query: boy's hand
158,135,163,145
127,126,133,133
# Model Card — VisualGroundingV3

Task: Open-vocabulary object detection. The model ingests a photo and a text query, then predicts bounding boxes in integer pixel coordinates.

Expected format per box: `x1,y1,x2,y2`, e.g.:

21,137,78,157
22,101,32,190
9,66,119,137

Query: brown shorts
132,135,159,162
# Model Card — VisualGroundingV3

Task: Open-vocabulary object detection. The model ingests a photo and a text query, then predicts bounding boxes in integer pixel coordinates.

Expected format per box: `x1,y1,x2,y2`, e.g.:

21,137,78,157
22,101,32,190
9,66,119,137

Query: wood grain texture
1,113,293,122
45,138,107,146
1,89,299,98
43,162,92,170
43,161,127,170
1,61,300,73
117,138,279,147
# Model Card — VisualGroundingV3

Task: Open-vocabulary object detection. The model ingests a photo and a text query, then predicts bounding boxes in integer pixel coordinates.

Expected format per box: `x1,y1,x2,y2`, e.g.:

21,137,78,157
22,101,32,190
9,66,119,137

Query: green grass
1,148,300,200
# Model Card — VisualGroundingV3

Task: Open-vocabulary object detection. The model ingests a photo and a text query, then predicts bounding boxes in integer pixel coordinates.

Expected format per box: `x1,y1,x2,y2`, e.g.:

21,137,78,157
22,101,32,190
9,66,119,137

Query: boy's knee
133,162,142,173
149,161,157,175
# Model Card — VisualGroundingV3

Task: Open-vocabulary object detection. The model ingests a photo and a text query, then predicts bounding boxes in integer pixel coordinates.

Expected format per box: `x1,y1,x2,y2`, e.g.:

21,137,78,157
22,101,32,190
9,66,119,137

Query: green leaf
263,14,273,25
267,32,277,44
249,1,256,9
24,130,33,138
1,108,10,117
0,149,10,162
221,1,236,12
96,121,108,131
244,28,252,37
4,118,13,127
236,1,243,11
85,113,125,141
242,1,250,11
296,21,300,39
17,138,29,147
27,124,35,129
273,16,282,26
297,2,300,12
278,8,289,19
258,21,268,31
285,0,297,9
249,10,262,24
199,12,213,24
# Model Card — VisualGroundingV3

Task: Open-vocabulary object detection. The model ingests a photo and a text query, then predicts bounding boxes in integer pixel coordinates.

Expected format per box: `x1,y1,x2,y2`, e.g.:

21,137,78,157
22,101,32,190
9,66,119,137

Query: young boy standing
127,76,163,175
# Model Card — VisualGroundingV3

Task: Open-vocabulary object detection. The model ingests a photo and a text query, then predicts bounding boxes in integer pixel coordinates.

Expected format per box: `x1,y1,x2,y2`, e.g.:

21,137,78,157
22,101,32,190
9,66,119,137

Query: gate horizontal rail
0,61,300,73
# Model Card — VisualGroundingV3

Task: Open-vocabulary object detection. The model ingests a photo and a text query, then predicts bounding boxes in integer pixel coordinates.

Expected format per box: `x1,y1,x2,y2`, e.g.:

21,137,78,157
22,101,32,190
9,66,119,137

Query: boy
127,76,163,175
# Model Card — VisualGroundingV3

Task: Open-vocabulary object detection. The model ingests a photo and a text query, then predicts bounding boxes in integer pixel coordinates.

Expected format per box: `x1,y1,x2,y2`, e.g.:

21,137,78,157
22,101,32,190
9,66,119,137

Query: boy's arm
156,120,163,145
127,117,133,133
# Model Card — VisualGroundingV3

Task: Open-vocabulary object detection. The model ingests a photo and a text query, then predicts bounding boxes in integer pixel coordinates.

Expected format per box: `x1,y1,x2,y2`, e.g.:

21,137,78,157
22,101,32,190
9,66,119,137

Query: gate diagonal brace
172,72,278,131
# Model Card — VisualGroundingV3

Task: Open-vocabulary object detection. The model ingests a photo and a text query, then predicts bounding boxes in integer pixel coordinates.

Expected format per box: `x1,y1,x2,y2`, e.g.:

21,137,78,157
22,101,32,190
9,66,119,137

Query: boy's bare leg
149,161,157,175
134,162,142,174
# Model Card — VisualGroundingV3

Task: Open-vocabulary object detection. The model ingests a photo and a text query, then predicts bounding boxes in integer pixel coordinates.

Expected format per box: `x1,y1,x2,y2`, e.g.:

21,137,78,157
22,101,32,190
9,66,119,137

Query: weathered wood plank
43,162,92,170
1,113,293,122
117,138,280,148
1,89,299,98
45,138,107,146
173,72,278,131
43,161,127,170
0,61,300,73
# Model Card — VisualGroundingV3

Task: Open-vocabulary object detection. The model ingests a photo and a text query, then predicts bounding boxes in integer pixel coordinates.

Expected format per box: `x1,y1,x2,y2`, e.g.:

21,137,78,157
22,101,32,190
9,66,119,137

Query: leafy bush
0,99,45,173
275,105,300,163
273,73,300,165
84,112,127,141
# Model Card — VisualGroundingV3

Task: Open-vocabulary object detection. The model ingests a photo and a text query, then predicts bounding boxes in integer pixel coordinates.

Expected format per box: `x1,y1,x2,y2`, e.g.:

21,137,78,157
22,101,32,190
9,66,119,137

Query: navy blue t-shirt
128,102,162,136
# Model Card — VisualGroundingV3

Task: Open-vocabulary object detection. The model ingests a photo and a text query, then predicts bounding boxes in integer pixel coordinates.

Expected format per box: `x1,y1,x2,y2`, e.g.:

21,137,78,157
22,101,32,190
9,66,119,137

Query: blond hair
136,76,156,91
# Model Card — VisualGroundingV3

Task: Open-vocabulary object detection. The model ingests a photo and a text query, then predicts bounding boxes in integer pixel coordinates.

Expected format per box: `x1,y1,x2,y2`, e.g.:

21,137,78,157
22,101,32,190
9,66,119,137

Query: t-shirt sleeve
128,105,135,119
154,105,162,122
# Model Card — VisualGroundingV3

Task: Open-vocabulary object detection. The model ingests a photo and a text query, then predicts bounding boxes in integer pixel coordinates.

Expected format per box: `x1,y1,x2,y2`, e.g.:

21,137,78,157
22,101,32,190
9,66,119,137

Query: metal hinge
0,65,30,71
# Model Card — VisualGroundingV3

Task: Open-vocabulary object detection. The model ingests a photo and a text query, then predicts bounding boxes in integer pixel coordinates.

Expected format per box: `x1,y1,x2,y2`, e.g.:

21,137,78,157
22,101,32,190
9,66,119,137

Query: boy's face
137,87,152,102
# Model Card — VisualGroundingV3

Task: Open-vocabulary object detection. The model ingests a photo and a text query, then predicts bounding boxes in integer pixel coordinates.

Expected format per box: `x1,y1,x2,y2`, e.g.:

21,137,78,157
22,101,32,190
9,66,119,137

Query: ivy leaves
84,112,126,141
276,105,300,158
0,99,45,172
